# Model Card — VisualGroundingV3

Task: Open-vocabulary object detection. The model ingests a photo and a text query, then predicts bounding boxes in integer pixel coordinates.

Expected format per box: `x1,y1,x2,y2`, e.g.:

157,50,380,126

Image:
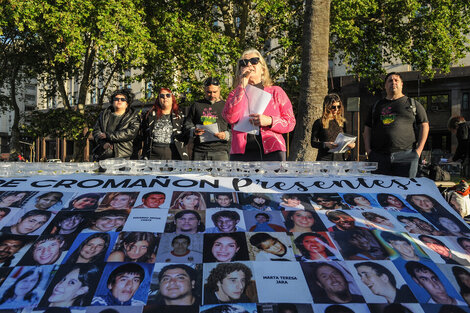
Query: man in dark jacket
448,116,470,176
183,77,230,160
92,88,141,160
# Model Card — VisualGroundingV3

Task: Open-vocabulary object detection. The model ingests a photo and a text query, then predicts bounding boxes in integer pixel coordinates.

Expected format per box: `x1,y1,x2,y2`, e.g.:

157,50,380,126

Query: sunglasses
239,57,260,68
159,93,172,99
204,77,220,86
331,105,341,110
114,97,127,102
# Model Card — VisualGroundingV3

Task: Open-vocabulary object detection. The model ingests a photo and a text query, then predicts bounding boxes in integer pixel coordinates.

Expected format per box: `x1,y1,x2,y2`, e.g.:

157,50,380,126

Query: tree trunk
55,67,71,109
98,62,119,108
289,0,331,161
77,44,96,114
219,0,236,39
73,45,96,162
9,64,21,154
238,0,250,46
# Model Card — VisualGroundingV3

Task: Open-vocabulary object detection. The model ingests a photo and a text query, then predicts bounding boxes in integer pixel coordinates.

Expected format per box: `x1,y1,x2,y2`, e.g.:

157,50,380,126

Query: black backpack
428,164,451,181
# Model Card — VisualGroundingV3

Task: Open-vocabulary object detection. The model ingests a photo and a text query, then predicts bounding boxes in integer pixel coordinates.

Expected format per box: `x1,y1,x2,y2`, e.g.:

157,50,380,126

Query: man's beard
163,291,193,303
334,290,351,302
0,252,11,261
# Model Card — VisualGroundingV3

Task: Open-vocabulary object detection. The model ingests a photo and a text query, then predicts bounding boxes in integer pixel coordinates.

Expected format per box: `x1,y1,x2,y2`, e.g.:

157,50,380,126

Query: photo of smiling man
0,234,36,267
134,192,166,209
82,210,128,233
19,234,73,265
247,232,295,261
147,263,202,312
156,233,203,263
205,209,246,233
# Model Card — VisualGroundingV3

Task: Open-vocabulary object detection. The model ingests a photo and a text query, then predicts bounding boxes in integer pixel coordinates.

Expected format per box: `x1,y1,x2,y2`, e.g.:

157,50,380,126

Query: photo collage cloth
0,174,468,313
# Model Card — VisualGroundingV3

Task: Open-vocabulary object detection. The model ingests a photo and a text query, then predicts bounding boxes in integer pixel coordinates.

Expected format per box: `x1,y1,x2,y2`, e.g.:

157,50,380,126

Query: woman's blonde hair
321,93,345,129
234,48,272,88
170,191,207,210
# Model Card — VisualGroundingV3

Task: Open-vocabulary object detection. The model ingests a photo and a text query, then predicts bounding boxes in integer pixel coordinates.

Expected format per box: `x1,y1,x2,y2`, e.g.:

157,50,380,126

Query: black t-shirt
365,96,428,153
184,99,230,153
152,114,173,145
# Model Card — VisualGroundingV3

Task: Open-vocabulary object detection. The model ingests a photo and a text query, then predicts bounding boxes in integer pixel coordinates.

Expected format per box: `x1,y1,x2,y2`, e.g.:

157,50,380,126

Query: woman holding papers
141,88,188,160
311,93,355,161
223,48,296,161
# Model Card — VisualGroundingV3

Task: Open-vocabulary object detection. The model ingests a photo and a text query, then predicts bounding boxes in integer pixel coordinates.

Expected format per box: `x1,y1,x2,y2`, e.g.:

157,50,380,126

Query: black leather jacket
141,108,189,160
92,106,141,160
454,121,470,162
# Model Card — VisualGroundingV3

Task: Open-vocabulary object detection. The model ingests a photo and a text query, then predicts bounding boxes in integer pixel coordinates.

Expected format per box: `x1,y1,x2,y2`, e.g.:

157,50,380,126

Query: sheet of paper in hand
329,133,357,153
196,123,220,142
233,84,272,135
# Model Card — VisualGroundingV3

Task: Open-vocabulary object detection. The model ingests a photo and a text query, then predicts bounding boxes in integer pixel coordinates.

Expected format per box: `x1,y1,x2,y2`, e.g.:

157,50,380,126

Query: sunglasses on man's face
114,97,127,102
159,93,171,99
238,57,260,68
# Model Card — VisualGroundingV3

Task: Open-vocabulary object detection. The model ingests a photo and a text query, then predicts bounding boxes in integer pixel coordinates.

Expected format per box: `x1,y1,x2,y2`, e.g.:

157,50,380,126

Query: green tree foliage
5,0,152,160
22,106,102,140
2,0,470,161
11,0,152,111
141,0,303,103
330,0,470,86
0,4,48,154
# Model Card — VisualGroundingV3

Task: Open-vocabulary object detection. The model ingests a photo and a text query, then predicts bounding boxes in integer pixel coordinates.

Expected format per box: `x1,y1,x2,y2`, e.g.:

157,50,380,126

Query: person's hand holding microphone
240,66,253,88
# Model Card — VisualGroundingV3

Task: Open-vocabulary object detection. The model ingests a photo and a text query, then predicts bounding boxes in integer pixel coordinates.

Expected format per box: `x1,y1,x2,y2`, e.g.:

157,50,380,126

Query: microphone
242,69,252,78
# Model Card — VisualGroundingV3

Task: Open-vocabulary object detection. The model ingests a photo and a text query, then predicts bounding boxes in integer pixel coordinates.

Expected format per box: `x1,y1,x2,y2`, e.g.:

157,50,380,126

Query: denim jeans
369,149,420,178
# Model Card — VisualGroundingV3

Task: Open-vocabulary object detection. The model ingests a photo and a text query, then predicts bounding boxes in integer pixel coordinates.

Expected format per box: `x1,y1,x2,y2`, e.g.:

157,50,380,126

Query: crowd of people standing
93,48,295,163
92,48,469,180
93,50,295,161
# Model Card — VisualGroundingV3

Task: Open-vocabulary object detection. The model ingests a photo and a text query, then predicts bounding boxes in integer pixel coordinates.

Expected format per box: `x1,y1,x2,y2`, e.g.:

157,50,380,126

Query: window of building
463,92,469,111
412,96,427,110
90,89,96,104
25,94,36,102
430,94,449,112
410,93,451,154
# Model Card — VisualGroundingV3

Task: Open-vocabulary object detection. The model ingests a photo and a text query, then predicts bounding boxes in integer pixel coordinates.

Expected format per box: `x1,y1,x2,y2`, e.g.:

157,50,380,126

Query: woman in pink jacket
223,48,296,161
